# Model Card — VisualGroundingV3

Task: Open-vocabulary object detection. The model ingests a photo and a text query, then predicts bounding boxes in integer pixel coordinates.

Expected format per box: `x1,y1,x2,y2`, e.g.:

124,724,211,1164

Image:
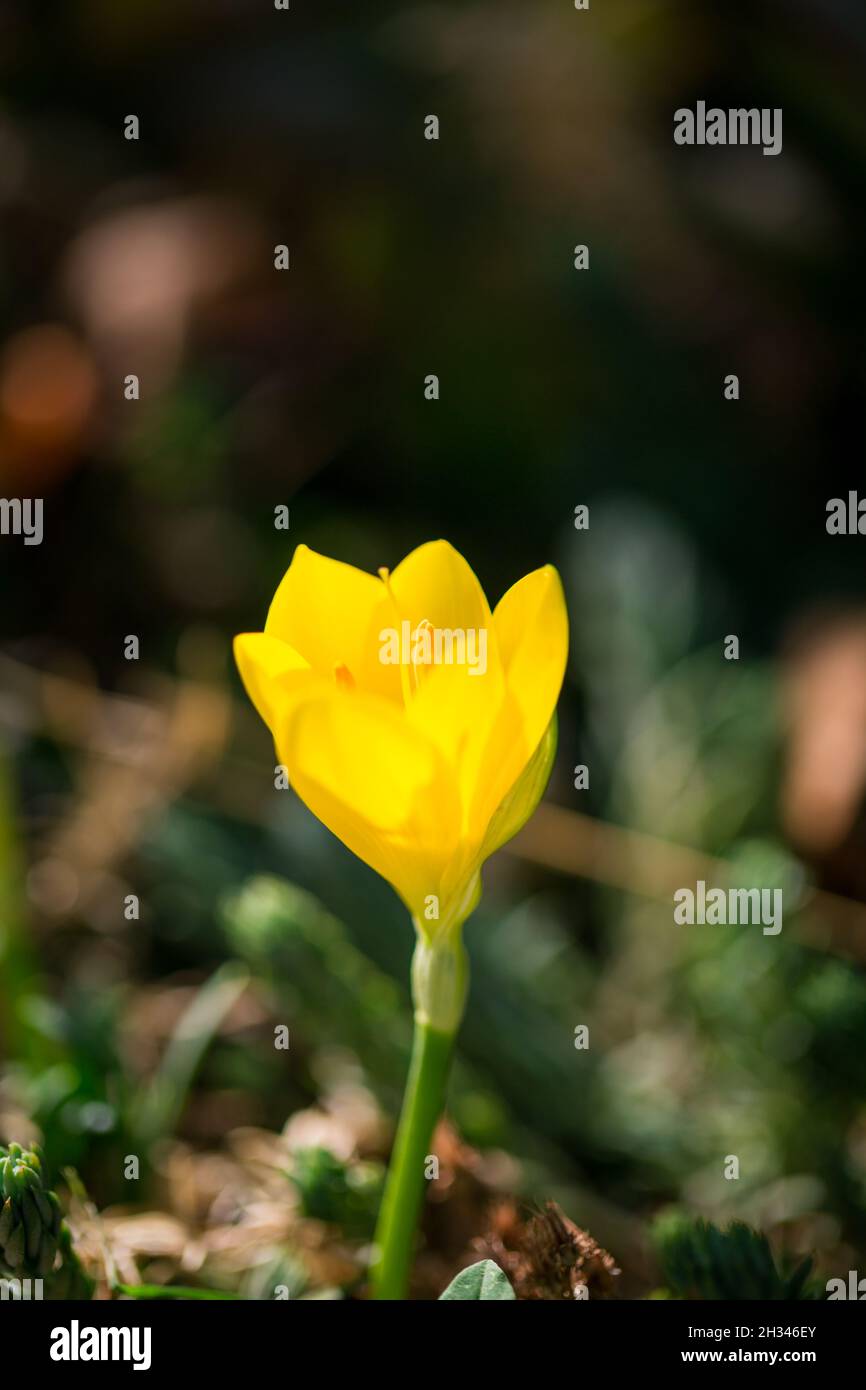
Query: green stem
370,1018,456,1300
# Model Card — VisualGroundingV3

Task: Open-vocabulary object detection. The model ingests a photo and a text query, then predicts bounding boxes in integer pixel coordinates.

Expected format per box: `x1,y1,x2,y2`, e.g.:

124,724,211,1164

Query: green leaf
438,1260,516,1301
115,1283,240,1301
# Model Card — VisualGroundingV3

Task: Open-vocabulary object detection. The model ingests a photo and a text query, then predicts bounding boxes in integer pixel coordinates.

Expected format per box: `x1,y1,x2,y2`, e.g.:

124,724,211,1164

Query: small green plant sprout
0,1142,61,1277
439,1259,516,1301
289,1147,384,1239
653,1212,821,1301
0,1142,92,1297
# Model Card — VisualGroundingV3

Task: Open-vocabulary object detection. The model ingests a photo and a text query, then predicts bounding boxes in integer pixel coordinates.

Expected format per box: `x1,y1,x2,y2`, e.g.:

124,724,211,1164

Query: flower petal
279,692,463,920
388,541,506,822
481,715,558,859
387,539,494,636
265,544,400,701
460,566,567,839
494,564,568,757
405,660,504,830
233,632,314,732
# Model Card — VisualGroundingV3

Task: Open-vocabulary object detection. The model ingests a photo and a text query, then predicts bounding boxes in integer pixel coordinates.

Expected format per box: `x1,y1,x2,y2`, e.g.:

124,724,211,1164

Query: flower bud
0,1144,61,1278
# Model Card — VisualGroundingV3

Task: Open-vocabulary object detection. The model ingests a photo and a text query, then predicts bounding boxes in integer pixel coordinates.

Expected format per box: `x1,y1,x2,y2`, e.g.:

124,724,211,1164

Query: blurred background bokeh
2,0,866,1298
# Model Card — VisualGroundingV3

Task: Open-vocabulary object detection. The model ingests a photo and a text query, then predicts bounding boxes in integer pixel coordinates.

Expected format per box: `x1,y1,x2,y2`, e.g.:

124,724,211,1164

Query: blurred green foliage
653,1213,820,1301
289,1147,383,1238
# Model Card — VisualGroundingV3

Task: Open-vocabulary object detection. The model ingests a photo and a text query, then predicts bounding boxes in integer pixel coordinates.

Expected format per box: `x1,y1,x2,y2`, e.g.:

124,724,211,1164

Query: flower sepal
411,931,469,1035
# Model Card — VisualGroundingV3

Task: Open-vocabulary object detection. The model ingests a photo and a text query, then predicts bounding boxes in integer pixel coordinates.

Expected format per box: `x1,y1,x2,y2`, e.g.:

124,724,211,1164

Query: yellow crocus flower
234,539,568,946
235,537,567,1299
